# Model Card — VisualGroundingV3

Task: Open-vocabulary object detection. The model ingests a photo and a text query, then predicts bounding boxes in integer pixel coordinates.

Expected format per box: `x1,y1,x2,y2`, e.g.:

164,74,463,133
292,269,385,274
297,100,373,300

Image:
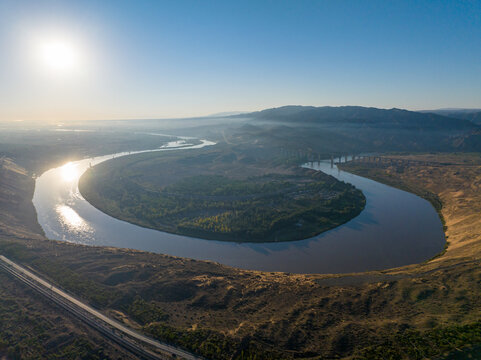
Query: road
0,255,203,360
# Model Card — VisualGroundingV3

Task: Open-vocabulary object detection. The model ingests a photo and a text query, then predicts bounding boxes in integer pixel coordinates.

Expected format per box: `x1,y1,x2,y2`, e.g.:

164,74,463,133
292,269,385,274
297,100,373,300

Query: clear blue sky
0,0,480,121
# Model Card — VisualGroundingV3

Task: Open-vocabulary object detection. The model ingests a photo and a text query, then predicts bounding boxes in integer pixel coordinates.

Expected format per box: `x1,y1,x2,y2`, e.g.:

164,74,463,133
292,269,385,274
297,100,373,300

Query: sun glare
38,38,79,73
60,162,79,182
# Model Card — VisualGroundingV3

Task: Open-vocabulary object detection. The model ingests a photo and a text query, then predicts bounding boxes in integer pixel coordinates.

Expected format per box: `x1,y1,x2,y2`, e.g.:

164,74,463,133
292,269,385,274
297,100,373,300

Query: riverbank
0,159,138,359
2,154,481,358
78,146,366,242
35,144,444,273
339,153,481,267
0,157,45,239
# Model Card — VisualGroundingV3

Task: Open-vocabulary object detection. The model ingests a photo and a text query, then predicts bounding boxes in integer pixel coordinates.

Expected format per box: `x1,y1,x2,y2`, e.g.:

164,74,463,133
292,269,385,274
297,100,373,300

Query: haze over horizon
1,0,480,122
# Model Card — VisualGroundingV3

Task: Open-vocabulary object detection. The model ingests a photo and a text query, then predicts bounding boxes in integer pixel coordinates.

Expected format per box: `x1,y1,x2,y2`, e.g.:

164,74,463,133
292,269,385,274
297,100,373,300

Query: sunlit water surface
33,142,445,274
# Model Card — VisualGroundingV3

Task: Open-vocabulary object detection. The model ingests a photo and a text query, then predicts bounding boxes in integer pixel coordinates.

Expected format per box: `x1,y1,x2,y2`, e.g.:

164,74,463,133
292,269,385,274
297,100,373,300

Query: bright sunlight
37,37,80,73
60,162,79,182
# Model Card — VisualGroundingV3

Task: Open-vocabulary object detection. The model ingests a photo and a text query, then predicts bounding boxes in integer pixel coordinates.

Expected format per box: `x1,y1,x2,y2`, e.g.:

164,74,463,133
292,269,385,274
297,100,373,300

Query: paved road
0,255,203,360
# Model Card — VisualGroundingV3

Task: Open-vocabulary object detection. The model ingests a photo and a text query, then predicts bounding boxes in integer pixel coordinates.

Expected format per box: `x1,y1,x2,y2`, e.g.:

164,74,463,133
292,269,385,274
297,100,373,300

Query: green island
79,146,366,242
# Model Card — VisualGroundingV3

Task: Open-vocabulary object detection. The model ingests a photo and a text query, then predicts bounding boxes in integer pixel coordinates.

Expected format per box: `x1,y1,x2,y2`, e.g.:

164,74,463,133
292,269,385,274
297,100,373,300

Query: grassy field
2,153,481,358
79,146,365,242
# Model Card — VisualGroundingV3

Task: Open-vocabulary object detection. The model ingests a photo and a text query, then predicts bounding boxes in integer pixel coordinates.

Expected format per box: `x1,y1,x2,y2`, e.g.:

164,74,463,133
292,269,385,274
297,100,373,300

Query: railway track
0,255,203,360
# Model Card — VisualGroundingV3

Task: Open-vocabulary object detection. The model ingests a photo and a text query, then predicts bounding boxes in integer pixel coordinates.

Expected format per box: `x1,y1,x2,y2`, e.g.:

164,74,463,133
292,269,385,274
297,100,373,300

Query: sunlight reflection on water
34,140,444,273
60,162,79,182
56,205,94,240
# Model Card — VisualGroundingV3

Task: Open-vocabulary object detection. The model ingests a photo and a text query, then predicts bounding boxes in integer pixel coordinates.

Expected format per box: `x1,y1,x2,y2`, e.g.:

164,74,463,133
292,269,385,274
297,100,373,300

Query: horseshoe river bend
32,137,445,274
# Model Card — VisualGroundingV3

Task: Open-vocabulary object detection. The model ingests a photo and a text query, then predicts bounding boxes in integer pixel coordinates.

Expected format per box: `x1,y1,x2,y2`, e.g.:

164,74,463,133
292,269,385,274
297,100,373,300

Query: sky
0,0,480,122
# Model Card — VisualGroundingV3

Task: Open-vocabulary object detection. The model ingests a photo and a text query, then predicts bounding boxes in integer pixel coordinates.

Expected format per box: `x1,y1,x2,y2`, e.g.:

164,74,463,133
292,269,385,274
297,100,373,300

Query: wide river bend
33,140,445,274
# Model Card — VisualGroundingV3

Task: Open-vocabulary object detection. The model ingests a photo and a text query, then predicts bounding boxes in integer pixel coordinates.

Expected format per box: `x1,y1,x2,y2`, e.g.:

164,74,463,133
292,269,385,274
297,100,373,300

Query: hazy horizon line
2,104,481,124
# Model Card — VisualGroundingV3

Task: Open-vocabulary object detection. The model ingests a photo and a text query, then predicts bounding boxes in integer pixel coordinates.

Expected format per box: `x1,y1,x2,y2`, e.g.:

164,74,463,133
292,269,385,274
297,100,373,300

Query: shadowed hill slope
229,106,481,154
423,109,481,125
242,105,477,130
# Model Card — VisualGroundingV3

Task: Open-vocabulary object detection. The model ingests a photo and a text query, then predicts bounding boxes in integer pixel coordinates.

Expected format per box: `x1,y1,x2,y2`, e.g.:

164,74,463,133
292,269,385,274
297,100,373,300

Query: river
32,139,445,274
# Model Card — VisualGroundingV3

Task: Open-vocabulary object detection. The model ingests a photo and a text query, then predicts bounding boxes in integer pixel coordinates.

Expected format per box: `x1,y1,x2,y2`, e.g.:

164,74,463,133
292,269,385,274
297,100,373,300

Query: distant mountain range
228,105,481,153
236,105,478,130
420,109,481,125
208,111,247,117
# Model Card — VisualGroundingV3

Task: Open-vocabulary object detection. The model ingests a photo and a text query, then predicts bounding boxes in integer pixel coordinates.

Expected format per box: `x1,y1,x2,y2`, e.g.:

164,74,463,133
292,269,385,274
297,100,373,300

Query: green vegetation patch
357,322,481,360
79,148,365,242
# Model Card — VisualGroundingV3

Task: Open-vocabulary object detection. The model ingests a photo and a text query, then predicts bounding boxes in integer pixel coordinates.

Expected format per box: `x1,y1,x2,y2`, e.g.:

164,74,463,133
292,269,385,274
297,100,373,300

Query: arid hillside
0,159,139,359
1,154,481,358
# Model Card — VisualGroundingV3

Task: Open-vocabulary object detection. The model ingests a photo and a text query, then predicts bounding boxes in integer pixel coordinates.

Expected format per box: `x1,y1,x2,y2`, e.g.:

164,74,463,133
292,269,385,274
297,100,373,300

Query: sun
38,38,79,73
